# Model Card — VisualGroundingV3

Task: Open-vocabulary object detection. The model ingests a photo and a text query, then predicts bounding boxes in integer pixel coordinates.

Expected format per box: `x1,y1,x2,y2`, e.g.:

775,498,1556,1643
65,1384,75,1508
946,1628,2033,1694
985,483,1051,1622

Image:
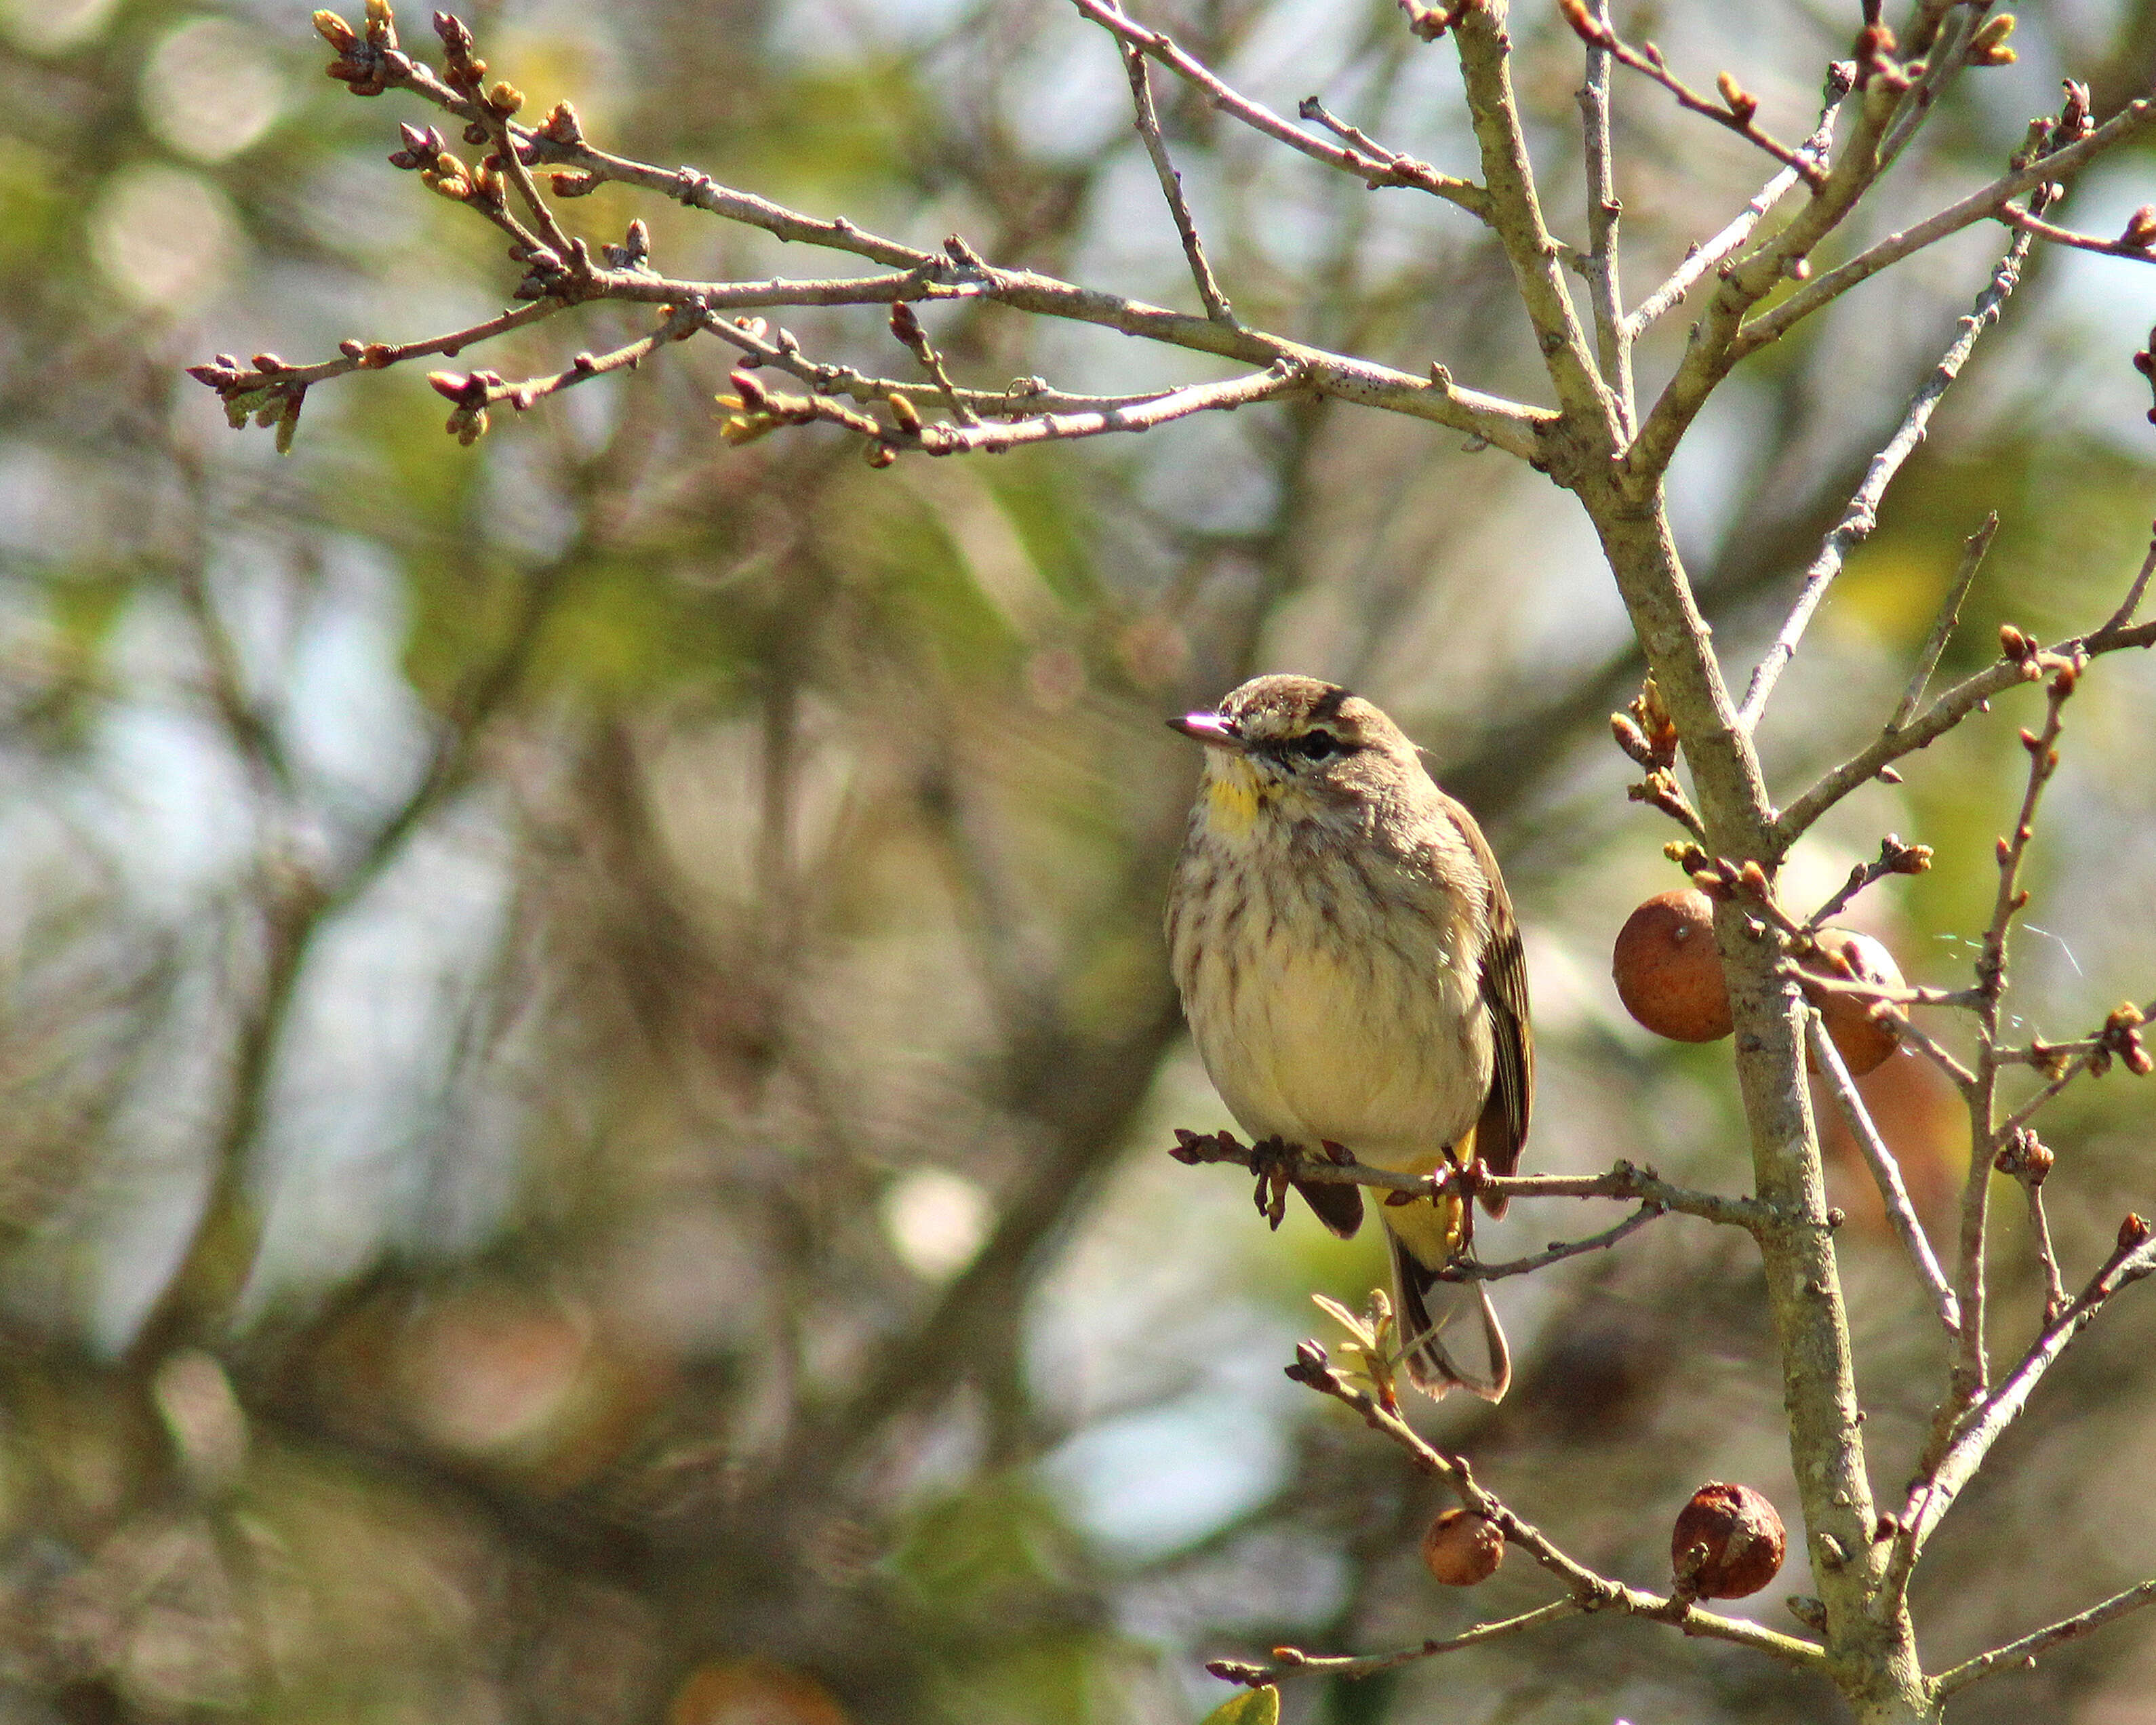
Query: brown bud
551,170,598,197
1715,71,1758,125
1610,711,1653,765
1968,12,2016,65
1881,835,1932,875
1672,1482,1785,1600
864,443,897,469
2119,1214,2151,1253
1421,1508,1504,1586
313,8,358,49
1999,623,2032,660
1614,890,1732,1044
2120,207,2156,251
540,100,582,144
887,393,923,435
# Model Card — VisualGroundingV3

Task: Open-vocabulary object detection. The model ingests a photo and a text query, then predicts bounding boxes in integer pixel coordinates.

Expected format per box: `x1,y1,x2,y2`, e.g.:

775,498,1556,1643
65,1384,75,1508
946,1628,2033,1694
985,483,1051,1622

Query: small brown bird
1165,675,1532,1399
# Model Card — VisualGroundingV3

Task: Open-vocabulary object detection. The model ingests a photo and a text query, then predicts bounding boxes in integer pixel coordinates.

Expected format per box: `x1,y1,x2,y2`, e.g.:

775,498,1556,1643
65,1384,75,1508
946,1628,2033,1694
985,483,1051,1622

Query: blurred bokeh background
3,0,2156,1719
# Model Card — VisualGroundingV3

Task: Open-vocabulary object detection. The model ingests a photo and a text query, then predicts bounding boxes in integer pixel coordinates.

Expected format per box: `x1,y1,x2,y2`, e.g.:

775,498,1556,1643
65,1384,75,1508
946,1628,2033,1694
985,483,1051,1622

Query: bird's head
1170,674,1422,835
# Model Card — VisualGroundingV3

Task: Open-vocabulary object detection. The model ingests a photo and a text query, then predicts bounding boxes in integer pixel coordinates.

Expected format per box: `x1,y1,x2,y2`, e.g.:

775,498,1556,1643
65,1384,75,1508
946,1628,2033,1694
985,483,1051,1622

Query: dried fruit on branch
1614,889,1732,1043
1672,1482,1785,1600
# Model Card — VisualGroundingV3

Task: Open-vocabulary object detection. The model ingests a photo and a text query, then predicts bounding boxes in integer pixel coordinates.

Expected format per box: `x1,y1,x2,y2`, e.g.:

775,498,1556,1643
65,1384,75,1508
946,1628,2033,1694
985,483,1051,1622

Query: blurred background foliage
1,0,2155,1720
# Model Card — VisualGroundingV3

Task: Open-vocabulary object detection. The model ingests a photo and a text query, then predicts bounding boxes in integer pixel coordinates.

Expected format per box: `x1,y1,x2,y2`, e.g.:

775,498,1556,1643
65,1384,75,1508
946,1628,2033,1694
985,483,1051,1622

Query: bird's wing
1445,797,1532,1216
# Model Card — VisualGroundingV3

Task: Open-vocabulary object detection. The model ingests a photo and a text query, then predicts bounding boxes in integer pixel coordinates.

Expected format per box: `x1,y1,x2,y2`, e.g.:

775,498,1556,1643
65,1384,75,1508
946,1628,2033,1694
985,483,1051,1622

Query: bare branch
1450,4,1612,424
1578,0,1633,431
1441,1204,1665,1280
1624,89,1843,336
1803,835,1934,932
1997,202,2156,264
901,362,1313,456
1736,226,2034,728
1281,1351,1830,1673
1807,1014,1960,1334
1732,95,2156,360
1167,1131,1763,1229
2100,526,2156,636
1889,513,1998,730
1555,0,1827,186
1069,0,1492,218
1934,1578,2156,1699
1120,43,1237,325
1227,1599,1582,1684
1772,612,2155,851
1906,1226,2156,1566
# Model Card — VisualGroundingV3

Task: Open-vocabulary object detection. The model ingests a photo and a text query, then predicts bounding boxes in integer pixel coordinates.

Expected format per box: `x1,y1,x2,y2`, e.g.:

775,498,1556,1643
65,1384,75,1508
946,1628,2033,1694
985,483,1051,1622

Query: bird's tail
1390,1227,1510,1402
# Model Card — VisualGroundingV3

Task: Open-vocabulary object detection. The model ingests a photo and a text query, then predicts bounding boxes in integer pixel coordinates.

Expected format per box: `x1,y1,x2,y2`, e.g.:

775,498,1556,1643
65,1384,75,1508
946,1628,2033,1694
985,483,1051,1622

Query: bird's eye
1292,730,1344,761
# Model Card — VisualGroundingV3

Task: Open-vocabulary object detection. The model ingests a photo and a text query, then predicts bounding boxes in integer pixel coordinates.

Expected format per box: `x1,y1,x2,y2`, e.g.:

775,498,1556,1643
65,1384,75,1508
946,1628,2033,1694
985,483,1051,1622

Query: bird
1164,673,1532,1400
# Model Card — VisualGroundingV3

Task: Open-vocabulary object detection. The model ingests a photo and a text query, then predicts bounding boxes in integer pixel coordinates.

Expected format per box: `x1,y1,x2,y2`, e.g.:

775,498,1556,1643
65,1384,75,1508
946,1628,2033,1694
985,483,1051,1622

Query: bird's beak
1168,710,1244,750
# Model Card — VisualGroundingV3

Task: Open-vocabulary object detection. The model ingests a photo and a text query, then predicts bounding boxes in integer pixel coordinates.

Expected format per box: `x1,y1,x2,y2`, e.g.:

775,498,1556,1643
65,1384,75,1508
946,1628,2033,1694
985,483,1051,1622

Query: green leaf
1197,1685,1280,1725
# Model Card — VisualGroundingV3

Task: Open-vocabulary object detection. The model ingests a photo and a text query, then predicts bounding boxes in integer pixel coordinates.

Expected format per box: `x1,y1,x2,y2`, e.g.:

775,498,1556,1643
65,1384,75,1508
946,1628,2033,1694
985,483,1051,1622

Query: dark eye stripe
1282,730,1351,761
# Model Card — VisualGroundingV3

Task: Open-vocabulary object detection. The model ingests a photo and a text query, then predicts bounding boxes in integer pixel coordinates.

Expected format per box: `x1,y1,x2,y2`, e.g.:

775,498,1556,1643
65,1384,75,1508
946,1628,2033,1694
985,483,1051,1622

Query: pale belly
1179,909,1491,1174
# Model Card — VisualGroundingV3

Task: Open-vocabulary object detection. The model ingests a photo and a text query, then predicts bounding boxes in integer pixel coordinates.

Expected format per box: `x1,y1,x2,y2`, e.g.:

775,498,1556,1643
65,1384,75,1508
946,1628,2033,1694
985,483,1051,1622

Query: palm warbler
1165,675,1532,1400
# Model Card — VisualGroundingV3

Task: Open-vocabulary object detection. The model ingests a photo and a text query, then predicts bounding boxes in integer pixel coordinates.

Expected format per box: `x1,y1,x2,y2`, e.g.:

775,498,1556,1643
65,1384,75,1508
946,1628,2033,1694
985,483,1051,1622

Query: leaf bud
1715,71,1759,125
313,9,358,49
1968,12,2016,65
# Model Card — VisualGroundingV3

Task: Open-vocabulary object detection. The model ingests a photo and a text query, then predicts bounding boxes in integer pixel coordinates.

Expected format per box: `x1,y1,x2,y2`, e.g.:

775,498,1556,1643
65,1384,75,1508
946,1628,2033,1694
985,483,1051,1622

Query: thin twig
437,12,581,269
1933,1579,2156,1698
1803,835,1934,933
2099,528,2156,636
1167,1132,1763,1229
434,303,705,415
186,300,568,394
1624,92,1841,336
1121,43,1237,325
1807,1014,1960,1334
1997,203,2156,264
1555,0,1826,187
1988,997,2156,1149
1904,1229,2156,1570
1873,2,1986,176
1069,0,1492,218
1439,1204,1664,1281
1889,513,1998,730
1737,229,2034,728
1953,665,2075,1397
1235,1599,1582,1683
1282,1355,1830,1673
1877,1009,1980,1093
885,302,979,425
1732,96,2156,360
1772,616,2156,851
2024,1180,2068,1320
909,363,1310,454
1578,0,1632,431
